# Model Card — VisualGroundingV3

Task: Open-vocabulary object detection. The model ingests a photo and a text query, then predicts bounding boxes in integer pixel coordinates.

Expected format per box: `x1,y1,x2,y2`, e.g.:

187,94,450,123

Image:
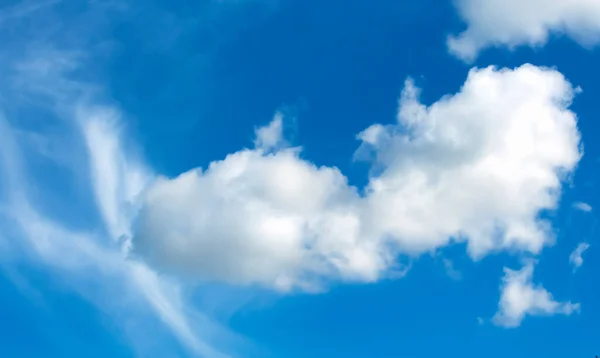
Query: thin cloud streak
0,45,235,357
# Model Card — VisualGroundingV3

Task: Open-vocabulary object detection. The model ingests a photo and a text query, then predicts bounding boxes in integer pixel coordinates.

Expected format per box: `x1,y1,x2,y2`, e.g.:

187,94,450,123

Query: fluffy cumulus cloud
569,242,590,271
133,64,582,291
493,262,580,327
359,65,580,258
448,0,600,61
134,132,383,292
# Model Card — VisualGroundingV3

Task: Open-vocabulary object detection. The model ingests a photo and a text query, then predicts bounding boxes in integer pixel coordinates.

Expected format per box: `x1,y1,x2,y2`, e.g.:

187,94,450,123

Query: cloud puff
134,135,380,292
254,111,286,152
569,242,590,271
133,64,582,291
359,65,580,258
448,0,600,61
493,262,580,327
573,201,592,212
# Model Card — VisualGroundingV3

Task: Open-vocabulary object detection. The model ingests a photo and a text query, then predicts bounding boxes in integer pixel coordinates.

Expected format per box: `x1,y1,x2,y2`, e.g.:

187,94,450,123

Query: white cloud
493,262,580,327
569,242,590,271
80,105,152,248
254,111,285,152
573,201,593,212
448,0,600,61
134,124,384,291
363,65,580,257
360,65,580,258
133,64,582,291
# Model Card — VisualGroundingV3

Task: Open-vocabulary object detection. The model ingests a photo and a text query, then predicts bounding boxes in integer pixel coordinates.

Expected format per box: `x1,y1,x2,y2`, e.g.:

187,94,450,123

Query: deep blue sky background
0,0,598,357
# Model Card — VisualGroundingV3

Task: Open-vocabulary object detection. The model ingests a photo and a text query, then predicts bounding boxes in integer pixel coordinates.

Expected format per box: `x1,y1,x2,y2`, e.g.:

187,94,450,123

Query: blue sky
0,0,599,357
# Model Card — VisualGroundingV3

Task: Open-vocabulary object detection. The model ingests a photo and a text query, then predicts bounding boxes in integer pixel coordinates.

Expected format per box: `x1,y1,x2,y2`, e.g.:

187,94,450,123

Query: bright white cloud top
133,64,582,291
569,242,591,271
359,65,580,258
493,262,580,327
449,0,600,61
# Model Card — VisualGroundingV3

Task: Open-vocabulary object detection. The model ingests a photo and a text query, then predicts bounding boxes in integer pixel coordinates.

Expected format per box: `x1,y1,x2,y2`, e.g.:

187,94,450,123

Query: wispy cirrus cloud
0,13,239,356
573,201,593,212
